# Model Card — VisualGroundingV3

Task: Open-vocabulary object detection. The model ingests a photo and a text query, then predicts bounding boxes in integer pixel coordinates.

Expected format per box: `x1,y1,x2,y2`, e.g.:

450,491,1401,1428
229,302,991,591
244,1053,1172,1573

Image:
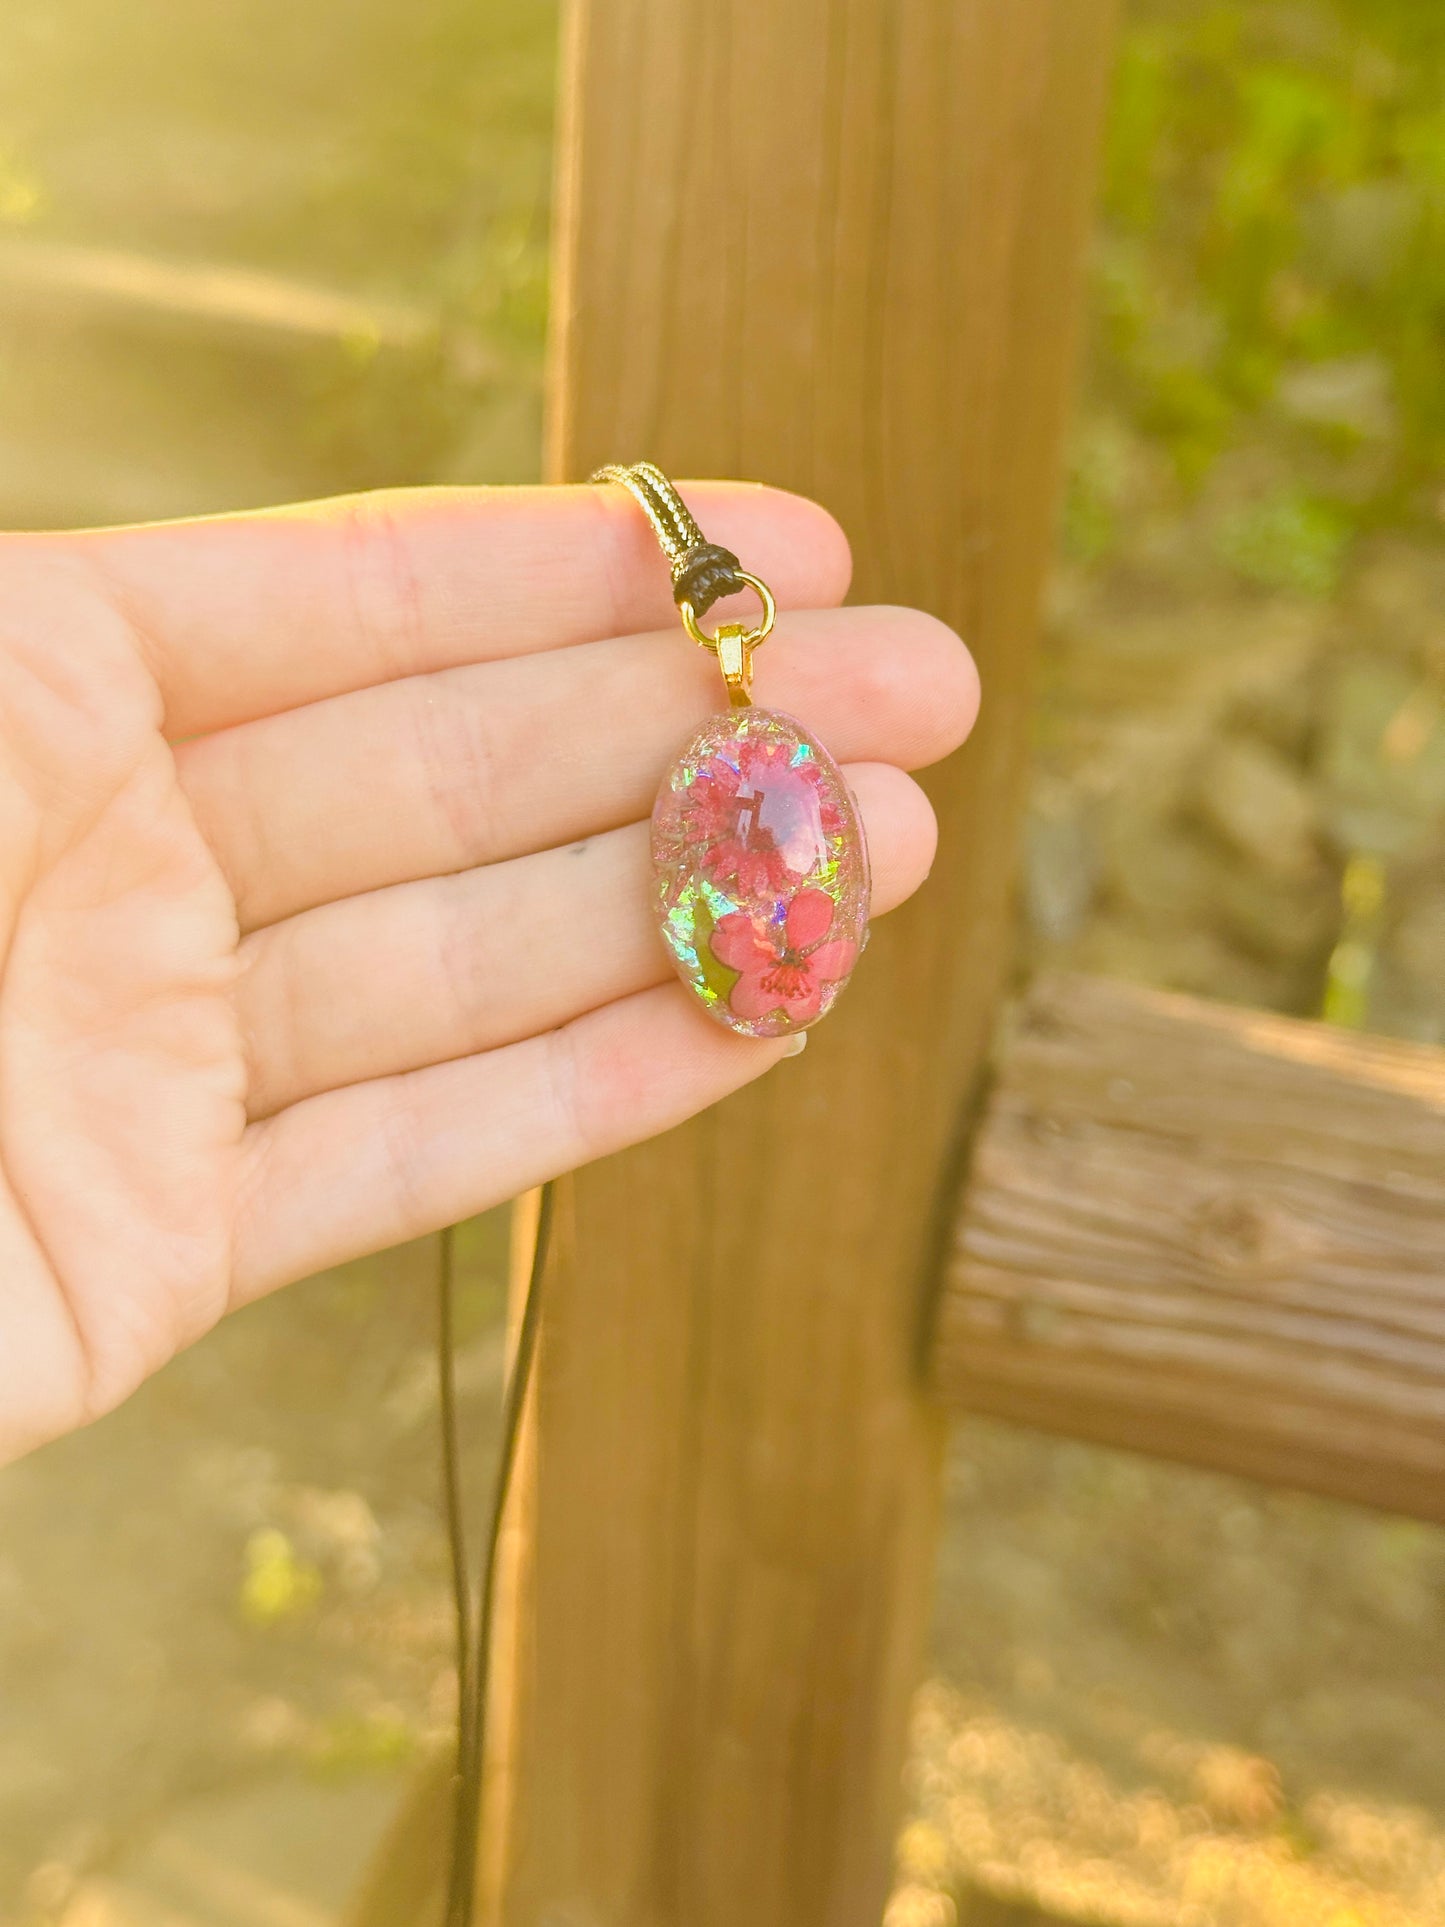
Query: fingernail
782,1033,809,1059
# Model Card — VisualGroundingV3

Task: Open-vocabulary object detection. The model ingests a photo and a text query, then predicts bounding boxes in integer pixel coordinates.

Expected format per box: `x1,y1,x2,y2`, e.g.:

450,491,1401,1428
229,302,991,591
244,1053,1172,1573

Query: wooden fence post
489,4,1120,1921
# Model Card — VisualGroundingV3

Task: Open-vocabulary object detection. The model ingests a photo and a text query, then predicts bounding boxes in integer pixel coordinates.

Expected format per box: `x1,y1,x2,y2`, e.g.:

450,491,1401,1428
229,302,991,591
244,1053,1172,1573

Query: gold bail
714,624,754,707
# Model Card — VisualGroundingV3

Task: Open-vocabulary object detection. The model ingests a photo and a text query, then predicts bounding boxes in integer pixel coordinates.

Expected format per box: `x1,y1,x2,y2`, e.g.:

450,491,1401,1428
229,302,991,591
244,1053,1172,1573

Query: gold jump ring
677,570,777,655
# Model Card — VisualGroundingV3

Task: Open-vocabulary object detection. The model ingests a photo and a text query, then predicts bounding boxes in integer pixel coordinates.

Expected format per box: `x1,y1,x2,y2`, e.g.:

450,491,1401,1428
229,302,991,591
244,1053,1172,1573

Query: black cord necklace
438,1181,554,1926
429,461,852,1919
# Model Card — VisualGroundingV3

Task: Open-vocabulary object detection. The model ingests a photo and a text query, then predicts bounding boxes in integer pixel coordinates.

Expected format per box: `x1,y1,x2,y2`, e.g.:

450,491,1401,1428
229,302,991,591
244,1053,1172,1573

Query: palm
0,565,242,1453
0,486,975,1460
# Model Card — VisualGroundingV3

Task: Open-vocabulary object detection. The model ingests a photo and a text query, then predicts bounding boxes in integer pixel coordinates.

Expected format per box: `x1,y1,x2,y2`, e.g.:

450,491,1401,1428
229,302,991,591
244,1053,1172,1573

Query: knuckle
232,941,273,1118
189,733,274,927
377,1084,431,1233
0,537,160,801
432,873,492,1047
405,673,501,869
589,485,641,642
541,1021,588,1167
236,927,305,1119
329,492,428,680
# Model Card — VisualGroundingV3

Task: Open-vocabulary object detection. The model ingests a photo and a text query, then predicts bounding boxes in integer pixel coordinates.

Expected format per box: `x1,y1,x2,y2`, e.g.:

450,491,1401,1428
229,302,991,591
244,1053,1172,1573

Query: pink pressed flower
710,888,857,1026
671,740,843,897
703,844,789,897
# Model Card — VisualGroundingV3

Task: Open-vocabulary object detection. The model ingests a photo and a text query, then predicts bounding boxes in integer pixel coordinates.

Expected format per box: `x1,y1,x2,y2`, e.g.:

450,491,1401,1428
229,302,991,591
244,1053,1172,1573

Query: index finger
59,480,852,738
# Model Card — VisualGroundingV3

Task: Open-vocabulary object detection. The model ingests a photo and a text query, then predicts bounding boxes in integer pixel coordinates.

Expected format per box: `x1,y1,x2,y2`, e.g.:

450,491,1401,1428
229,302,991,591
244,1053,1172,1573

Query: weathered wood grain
936,974,1445,1521
484,6,1122,1926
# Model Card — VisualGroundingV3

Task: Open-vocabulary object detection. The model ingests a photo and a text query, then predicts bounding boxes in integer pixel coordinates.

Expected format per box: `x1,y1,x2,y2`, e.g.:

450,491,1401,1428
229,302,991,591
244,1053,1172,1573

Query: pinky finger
231,984,794,1305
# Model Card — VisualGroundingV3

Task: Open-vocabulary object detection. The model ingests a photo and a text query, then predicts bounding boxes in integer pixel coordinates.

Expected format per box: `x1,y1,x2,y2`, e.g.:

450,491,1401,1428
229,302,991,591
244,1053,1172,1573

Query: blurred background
0,1,1442,1922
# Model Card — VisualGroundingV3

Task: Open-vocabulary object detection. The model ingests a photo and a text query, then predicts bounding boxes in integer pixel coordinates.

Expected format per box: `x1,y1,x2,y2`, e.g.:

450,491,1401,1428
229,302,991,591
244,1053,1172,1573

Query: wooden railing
939,974,1445,1525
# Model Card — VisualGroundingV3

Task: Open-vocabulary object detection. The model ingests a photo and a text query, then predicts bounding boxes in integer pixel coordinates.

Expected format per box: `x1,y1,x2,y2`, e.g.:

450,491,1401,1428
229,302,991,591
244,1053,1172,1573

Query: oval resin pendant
651,707,870,1038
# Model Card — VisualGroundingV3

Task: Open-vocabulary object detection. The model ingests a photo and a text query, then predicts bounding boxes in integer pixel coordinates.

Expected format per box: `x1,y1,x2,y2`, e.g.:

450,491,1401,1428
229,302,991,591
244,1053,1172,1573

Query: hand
0,483,978,1459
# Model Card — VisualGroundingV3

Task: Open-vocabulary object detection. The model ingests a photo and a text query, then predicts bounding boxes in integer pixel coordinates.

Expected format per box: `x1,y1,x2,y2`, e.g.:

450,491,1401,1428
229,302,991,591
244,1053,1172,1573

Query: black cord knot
672,542,746,617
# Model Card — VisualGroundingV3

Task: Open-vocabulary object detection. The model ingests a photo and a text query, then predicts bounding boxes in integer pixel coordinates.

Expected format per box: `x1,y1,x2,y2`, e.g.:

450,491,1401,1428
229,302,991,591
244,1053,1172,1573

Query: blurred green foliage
239,1526,323,1627
1074,0,1445,579
6,0,1437,547
1214,487,1351,594
307,1709,418,1779
0,0,559,499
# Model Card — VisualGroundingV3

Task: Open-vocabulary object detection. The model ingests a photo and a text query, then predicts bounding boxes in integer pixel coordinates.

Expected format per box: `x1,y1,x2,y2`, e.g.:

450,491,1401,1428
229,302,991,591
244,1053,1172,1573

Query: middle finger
236,761,935,1119
178,603,975,931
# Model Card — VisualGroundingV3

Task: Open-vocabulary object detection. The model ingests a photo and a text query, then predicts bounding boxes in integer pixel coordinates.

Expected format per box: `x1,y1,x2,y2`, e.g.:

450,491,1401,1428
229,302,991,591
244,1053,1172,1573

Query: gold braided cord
590,461,706,576
592,460,777,705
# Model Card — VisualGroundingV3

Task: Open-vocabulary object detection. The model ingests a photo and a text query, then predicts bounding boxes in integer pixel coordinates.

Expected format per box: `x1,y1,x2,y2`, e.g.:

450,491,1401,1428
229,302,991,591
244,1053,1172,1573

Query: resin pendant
652,707,869,1038
590,462,870,1038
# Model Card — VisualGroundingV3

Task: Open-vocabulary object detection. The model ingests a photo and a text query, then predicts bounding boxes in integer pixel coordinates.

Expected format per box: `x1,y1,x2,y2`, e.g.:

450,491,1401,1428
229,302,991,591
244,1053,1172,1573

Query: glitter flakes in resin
651,708,869,1038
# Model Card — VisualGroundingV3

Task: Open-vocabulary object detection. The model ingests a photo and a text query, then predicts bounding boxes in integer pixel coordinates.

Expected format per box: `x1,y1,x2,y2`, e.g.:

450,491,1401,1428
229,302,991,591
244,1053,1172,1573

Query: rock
1073,916,1282,1010
1317,658,1445,858
1102,819,1216,924
1224,655,1321,761
1212,862,1335,966
1277,355,1396,444
1377,890,1445,1040
1392,891,1445,986
1344,537,1445,666
1192,736,1322,880
1306,181,1420,290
